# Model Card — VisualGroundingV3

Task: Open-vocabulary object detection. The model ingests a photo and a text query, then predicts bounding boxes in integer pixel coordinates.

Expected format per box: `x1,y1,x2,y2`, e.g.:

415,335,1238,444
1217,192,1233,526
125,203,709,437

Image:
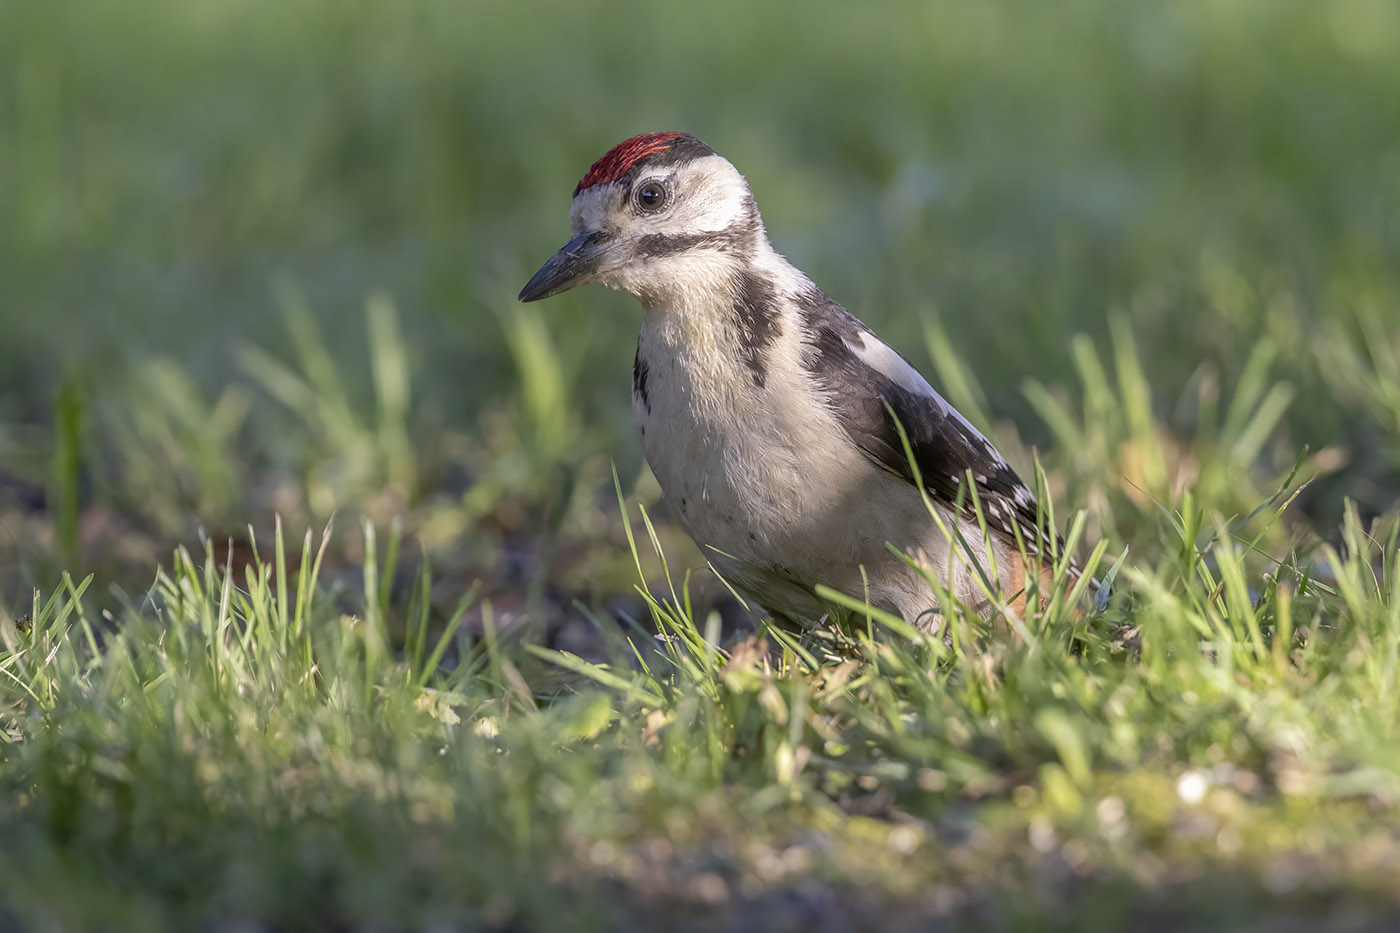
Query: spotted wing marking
795,284,1078,575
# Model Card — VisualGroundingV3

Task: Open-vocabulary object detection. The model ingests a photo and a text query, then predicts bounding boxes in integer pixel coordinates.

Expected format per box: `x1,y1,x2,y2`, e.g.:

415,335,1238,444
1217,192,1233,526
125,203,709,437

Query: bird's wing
795,286,1062,562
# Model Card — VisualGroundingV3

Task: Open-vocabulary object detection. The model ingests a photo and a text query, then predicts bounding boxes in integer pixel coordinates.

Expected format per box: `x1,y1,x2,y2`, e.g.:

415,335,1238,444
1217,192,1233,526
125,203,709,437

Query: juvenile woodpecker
520,132,1085,631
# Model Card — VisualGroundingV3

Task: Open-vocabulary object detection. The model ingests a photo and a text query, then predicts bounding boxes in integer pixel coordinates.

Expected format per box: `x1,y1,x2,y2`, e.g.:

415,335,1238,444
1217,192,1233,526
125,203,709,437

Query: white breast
634,307,832,555
632,300,981,625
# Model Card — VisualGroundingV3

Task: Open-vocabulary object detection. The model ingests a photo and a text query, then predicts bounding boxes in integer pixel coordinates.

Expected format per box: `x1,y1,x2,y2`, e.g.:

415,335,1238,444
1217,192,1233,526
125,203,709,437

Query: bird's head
518,133,765,305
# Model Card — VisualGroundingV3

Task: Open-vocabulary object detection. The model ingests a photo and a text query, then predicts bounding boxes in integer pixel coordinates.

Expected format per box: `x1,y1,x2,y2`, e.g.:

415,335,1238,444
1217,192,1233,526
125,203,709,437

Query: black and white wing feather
795,285,1059,558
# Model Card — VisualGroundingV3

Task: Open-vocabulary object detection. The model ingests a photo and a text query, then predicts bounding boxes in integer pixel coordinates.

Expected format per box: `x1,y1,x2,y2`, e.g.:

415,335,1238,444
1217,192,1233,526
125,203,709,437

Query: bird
519,132,1090,633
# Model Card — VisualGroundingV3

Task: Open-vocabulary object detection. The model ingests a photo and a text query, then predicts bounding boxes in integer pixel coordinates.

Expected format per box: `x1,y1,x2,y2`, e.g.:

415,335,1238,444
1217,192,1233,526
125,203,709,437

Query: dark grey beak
518,232,614,302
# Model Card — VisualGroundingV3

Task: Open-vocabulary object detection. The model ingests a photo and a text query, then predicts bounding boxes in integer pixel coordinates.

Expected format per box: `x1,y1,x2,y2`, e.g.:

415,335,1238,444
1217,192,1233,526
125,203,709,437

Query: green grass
3,475,1400,929
3,0,1400,927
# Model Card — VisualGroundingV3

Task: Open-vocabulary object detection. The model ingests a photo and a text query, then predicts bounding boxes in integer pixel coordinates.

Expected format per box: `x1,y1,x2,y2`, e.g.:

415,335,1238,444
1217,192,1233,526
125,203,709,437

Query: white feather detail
843,331,937,398
844,331,1011,468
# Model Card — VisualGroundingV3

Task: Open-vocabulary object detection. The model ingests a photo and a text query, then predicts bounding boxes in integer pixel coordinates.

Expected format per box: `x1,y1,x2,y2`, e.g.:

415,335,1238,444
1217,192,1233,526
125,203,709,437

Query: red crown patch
575,132,687,193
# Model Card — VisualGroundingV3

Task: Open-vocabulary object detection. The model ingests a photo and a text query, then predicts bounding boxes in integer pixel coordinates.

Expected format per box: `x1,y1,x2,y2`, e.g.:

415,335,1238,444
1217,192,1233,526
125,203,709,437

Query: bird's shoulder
790,283,1056,556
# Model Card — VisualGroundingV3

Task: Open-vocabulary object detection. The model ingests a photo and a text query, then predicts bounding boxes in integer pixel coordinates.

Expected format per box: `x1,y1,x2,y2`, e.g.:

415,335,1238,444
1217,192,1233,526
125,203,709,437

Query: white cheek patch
668,155,750,233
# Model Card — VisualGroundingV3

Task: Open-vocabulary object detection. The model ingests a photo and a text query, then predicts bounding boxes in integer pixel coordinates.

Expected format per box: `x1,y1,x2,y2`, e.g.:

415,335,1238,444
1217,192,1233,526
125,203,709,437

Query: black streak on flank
633,344,651,414
793,285,1057,554
733,270,780,387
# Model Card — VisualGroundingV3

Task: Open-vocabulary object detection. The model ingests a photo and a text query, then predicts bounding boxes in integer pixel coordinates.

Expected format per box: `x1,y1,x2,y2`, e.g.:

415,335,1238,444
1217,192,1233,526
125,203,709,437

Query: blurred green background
6,3,1400,928
2,0,1399,598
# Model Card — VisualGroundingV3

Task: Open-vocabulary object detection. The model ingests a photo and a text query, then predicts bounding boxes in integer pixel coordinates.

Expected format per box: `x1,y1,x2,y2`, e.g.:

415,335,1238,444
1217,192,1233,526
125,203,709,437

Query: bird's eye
634,181,668,212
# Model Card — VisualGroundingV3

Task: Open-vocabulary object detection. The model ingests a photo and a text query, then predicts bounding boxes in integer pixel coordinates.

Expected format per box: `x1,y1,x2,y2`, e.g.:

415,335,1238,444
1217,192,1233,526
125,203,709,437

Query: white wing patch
845,330,1012,470
795,283,1093,587
844,331,937,398
843,327,1052,554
